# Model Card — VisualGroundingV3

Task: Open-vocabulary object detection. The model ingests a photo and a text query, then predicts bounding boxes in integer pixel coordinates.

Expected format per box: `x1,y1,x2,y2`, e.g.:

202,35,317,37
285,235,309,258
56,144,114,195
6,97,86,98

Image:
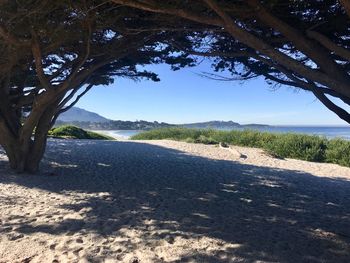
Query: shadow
0,139,350,262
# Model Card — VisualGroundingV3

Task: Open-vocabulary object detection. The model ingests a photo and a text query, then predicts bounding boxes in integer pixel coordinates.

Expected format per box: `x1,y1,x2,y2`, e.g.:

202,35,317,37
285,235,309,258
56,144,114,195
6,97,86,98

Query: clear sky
76,61,349,126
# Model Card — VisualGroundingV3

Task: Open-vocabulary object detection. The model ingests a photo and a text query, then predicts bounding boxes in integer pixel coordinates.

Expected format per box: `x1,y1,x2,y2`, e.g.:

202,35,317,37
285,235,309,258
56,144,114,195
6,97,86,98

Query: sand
0,139,349,263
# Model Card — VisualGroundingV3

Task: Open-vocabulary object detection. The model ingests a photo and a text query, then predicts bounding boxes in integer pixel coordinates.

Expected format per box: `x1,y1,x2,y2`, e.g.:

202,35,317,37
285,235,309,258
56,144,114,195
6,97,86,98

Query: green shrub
184,137,195,143
49,125,114,140
132,127,350,167
264,134,327,162
325,139,350,167
195,135,218,145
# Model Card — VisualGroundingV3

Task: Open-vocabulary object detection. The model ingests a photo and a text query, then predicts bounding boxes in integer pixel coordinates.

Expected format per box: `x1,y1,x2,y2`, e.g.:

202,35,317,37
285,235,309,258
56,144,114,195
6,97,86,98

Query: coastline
90,130,142,140
91,126,350,141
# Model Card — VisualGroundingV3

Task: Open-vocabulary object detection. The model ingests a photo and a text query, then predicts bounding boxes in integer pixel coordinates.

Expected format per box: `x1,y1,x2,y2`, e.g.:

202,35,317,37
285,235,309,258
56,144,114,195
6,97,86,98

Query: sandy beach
0,139,350,263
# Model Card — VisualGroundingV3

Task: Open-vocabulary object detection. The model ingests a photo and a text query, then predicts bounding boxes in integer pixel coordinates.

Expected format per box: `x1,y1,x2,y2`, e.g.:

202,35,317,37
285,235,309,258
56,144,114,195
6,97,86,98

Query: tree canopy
0,0,349,173
111,0,350,122
0,0,194,172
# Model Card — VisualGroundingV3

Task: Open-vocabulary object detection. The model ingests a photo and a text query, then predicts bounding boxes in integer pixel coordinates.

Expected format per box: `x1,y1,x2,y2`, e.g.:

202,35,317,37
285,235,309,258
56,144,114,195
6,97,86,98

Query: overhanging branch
339,0,350,18
50,84,93,128
31,29,51,90
307,30,350,61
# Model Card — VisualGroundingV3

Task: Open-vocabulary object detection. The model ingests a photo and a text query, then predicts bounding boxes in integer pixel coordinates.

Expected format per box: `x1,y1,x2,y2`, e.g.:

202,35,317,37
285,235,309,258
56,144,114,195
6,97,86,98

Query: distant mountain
182,121,240,129
56,107,269,130
55,107,173,130
241,123,270,128
55,120,174,130
57,107,110,123
181,121,269,129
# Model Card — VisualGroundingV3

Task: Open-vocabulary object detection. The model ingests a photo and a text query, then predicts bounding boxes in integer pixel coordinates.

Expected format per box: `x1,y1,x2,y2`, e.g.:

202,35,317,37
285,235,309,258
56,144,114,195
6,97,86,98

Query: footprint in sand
76,238,84,244
7,233,24,241
90,247,101,254
2,226,13,232
73,247,83,255
49,244,56,250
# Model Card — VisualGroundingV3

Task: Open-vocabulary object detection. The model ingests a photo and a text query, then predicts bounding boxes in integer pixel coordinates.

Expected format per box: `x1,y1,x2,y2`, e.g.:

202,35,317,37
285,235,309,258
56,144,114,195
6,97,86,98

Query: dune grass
131,127,350,167
48,125,114,140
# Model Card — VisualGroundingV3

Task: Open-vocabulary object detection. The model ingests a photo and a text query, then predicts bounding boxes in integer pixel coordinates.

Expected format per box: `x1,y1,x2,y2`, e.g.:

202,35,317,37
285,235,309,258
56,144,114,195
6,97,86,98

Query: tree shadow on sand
0,139,350,262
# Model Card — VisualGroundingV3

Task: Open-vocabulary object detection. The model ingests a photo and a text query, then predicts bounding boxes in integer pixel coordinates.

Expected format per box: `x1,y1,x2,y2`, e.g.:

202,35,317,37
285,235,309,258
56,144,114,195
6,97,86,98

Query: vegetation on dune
325,139,350,167
48,126,114,140
132,128,350,167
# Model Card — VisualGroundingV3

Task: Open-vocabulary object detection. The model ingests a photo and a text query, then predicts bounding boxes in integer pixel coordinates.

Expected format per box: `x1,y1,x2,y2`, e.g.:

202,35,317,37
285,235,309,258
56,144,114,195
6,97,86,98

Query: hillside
58,107,110,123
55,107,174,130
55,120,174,130
56,107,268,130
181,121,269,129
182,121,240,129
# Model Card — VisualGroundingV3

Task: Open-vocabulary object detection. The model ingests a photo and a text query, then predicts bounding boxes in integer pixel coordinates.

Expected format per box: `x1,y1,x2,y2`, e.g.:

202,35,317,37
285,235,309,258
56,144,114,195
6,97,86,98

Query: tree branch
112,0,223,27
339,0,350,18
59,84,93,115
180,43,350,106
110,0,350,98
201,0,350,98
55,34,150,97
31,29,51,90
67,18,92,83
307,30,350,61
50,84,93,128
268,67,350,123
0,24,27,46
245,0,347,82
311,83,350,123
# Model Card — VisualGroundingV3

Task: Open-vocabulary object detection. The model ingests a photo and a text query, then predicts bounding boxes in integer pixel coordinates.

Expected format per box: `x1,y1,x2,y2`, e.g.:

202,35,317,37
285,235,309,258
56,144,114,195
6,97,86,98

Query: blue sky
76,62,349,126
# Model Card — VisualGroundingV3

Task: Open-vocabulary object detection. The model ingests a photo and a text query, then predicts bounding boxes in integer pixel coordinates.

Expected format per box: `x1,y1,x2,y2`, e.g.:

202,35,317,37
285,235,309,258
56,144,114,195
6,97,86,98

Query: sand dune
0,139,350,263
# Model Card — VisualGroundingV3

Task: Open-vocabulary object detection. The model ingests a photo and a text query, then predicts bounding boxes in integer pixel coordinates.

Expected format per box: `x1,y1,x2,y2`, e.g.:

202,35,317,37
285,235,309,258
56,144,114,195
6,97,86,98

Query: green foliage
48,126,114,140
132,128,350,167
264,134,327,162
195,135,218,145
325,139,350,167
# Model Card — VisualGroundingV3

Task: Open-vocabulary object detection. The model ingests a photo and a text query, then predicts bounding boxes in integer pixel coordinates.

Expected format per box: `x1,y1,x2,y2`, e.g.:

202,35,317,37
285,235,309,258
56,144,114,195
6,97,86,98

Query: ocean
101,126,350,140
97,130,142,140
233,126,350,140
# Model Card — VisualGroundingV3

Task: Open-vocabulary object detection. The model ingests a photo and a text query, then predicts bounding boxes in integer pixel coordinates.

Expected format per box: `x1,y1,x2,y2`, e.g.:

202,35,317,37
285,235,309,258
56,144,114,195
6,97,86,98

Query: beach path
0,139,350,263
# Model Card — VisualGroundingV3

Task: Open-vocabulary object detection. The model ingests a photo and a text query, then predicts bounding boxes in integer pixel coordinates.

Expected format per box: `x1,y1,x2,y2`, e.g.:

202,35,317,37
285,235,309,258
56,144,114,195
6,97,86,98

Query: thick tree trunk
25,140,47,174
0,104,55,173
2,137,46,173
